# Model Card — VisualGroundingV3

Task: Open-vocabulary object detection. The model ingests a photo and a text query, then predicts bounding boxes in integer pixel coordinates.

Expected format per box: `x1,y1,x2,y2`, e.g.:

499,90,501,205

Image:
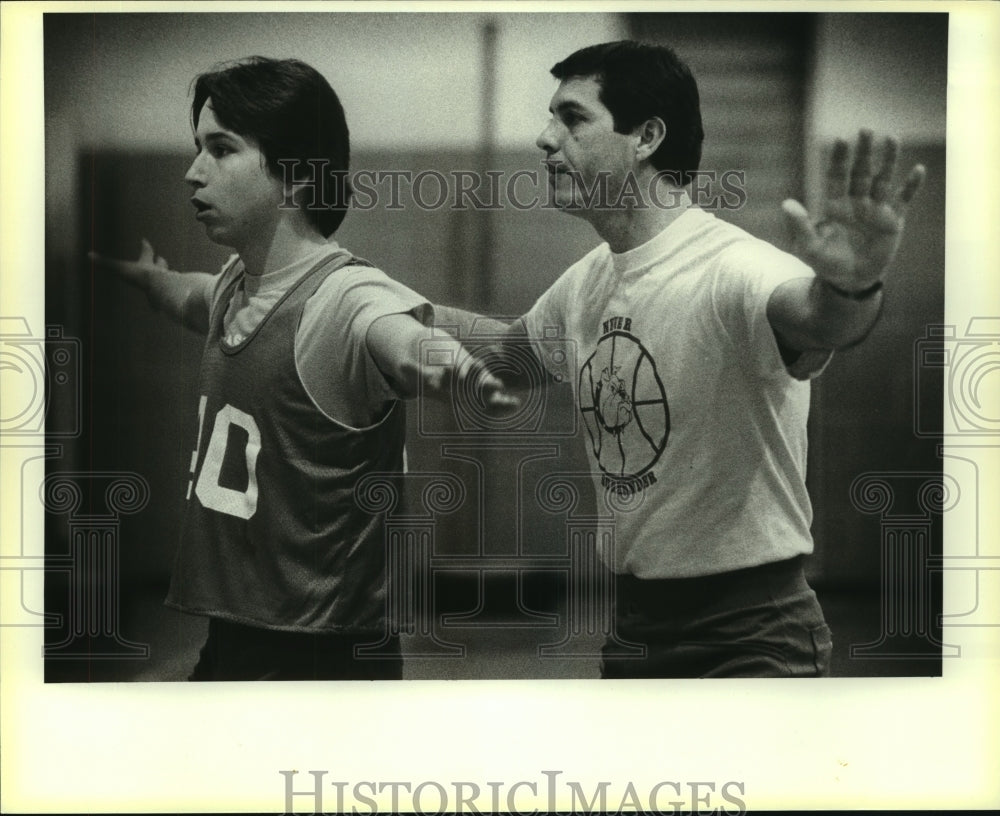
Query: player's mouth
191,198,213,219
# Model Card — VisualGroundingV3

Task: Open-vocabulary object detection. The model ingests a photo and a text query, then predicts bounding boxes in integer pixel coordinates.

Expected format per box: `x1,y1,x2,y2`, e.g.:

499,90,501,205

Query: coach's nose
536,119,561,155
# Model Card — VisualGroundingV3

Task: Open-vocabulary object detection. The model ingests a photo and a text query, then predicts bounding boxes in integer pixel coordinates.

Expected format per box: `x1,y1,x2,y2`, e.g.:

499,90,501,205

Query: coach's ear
635,116,667,163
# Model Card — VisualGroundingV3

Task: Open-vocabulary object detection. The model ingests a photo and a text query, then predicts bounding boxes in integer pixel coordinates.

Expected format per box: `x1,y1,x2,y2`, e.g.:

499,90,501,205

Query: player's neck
594,186,691,255
238,214,328,277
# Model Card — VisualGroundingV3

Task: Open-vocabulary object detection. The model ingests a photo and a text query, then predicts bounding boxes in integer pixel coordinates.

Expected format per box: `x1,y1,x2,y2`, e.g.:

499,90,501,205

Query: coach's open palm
781,130,926,294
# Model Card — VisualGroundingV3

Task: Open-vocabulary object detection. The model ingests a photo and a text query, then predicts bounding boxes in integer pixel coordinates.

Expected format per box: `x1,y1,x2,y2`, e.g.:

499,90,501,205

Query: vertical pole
475,18,499,311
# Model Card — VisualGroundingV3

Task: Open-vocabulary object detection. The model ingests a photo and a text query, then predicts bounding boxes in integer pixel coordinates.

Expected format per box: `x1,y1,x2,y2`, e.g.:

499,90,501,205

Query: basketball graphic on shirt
579,329,669,478
598,365,633,430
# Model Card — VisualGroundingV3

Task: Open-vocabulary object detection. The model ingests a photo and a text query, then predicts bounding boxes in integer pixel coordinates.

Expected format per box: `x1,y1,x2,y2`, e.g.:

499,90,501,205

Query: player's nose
184,152,208,188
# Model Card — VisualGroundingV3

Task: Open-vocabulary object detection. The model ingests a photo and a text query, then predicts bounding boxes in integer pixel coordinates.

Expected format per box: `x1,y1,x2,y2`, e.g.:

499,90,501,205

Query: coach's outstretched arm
768,129,926,353
88,239,214,334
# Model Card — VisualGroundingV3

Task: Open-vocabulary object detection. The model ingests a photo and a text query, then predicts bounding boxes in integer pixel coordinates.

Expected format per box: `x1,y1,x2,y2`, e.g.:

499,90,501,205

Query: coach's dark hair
551,40,704,185
192,56,352,237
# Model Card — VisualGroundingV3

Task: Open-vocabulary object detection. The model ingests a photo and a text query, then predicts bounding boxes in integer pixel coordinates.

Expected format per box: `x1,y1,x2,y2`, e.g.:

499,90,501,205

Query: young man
491,41,925,677
92,57,513,681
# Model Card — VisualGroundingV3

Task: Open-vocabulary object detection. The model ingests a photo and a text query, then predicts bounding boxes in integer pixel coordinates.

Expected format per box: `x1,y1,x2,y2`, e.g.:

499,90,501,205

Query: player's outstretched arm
431,304,561,391
367,312,520,411
768,130,926,352
431,304,513,339
88,238,215,334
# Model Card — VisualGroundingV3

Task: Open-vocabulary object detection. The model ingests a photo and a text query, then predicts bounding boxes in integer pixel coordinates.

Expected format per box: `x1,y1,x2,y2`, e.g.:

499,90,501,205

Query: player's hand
88,238,172,288
458,352,521,414
781,130,925,293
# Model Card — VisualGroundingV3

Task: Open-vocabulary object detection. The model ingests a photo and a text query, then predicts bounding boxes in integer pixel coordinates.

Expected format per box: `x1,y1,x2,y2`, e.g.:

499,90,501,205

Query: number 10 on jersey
186,395,262,520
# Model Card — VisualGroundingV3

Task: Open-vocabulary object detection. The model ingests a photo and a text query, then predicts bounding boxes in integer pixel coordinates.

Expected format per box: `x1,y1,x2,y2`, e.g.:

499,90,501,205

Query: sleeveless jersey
165,254,404,633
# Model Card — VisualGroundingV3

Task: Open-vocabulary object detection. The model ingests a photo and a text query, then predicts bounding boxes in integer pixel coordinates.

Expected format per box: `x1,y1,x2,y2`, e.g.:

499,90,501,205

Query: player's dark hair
551,40,704,185
192,56,351,237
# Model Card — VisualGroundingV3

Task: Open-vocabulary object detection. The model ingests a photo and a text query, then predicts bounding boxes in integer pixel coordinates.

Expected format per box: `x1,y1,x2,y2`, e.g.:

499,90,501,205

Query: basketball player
457,40,925,677
90,57,514,681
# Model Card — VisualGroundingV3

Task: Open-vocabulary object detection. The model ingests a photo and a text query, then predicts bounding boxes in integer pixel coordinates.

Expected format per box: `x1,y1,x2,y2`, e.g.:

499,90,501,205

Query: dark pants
189,617,403,681
601,556,832,678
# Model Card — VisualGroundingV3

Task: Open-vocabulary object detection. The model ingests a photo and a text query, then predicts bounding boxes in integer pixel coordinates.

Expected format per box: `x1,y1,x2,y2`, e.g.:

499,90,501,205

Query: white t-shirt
215,241,431,429
525,207,830,579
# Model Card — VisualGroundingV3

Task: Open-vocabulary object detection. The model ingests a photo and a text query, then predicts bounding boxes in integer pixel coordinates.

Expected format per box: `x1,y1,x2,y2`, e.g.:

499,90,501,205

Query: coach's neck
593,182,692,255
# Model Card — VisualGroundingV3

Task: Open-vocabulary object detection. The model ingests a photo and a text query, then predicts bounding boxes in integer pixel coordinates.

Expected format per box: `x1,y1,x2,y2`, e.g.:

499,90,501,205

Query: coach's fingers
781,199,820,250
870,137,899,204
848,129,875,198
824,138,850,201
896,164,927,209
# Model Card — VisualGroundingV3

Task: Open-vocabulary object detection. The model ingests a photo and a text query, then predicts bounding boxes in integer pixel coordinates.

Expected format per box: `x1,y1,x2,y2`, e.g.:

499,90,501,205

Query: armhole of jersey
294,262,419,432
296,364,404,433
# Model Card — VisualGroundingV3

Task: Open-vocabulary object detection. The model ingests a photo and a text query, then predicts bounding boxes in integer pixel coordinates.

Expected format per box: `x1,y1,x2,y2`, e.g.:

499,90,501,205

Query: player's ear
635,117,666,163
285,168,346,213
285,179,318,214
273,156,318,207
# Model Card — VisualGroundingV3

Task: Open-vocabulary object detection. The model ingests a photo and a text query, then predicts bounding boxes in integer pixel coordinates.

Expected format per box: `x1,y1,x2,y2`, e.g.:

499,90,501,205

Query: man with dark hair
474,40,925,677
92,56,513,681
189,56,352,238
549,40,704,185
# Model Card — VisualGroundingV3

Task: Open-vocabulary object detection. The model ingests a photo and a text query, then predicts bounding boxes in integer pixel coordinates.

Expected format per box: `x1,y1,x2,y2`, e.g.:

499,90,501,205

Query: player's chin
202,223,233,246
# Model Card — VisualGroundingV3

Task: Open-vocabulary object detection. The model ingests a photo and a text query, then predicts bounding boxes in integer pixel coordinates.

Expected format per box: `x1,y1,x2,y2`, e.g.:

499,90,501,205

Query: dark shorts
601,556,833,679
189,617,403,681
